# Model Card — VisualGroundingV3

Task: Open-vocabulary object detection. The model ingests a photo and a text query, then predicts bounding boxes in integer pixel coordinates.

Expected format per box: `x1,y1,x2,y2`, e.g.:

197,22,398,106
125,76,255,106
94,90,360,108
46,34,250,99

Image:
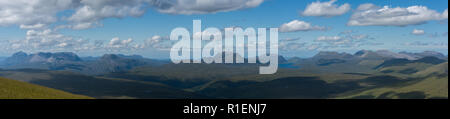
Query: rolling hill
0,69,206,99
0,52,168,75
0,77,92,99
340,62,448,99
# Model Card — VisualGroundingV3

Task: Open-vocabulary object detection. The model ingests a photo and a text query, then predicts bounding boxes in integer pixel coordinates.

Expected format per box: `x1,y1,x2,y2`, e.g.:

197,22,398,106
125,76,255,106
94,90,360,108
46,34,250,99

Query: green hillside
342,76,447,99
414,62,448,77
341,62,448,99
0,69,207,99
0,77,92,99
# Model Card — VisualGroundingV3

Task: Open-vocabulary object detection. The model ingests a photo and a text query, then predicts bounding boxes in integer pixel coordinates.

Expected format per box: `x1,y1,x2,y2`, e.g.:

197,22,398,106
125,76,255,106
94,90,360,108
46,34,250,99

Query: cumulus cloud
145,35,163,47
0,0,78,27
149,35,163,43
143,35,175,50
19,24,47,29
412,29,426,35
444,9,449,19
312,31,380,50
302,0,350,17
350,34,370,40
279,31,380,51
2,0,266,30
348,4,448,26
405,41,448,48
149,0,264,15
66,0,148,29
0,0,145,30
108,37,134,48
281,37,302,41
316,36,355,47
279,20,326,32
279,42,307,51
1,0,270,53
356,3,376,11
5,29,94,52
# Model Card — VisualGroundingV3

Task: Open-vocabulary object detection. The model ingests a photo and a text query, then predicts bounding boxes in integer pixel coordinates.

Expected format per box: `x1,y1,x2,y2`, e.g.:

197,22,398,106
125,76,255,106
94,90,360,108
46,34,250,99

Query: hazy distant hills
287,50,447,73
0,52,168,75
311,50,447,61
374,56,447,69
3,51,82,66
342,62,448,99
0,50,446,74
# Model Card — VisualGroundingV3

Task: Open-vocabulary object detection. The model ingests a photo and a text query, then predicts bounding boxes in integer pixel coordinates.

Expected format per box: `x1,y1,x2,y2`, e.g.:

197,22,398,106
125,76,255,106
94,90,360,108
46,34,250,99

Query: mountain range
0,50,447,99
0,52,168,75
1,50,445,71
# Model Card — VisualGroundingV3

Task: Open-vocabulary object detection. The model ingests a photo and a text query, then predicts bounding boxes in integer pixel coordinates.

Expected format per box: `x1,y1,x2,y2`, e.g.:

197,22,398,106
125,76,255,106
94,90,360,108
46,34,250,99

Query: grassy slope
340,76,447,99
0,69,206,99
0,77,92,99
414,62,448,77
340,62,448,99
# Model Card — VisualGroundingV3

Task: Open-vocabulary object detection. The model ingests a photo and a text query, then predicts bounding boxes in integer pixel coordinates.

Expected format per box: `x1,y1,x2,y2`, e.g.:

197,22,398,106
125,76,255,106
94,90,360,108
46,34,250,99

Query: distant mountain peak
354,50,417,60
374,56,447,69
354,50,372,56
11,51,28,57
3,52,82,65
101,54,120,60
313,51,354,60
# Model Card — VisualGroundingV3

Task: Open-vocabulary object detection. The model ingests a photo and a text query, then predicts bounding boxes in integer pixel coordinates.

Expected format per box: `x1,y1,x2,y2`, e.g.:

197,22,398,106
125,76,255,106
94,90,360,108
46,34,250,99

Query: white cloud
405,41,448,48
19,23,47,29
356,3,377,11
279,42,306,51
1,0,270,53
350,34,369,40
279,20,326,32
71,22,102,30
442,9,448,21
302,0,350,17
310,31,380,50
1,0,266,30
149,0,264,15
108,37,134,48
143,35,174,50
66,0,147,29
279,31,378,51
25,29,91,50
412,29,426,35
146,35,162,46
348,4,448,26
316,36,342,42
5,29,93,52
281,37,301,41
0,0,78,26
151,35,162,41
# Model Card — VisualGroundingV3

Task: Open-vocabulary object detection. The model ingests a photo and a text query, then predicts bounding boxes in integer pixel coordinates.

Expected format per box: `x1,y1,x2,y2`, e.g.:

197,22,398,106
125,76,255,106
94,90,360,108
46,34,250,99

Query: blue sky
0,0,448,59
